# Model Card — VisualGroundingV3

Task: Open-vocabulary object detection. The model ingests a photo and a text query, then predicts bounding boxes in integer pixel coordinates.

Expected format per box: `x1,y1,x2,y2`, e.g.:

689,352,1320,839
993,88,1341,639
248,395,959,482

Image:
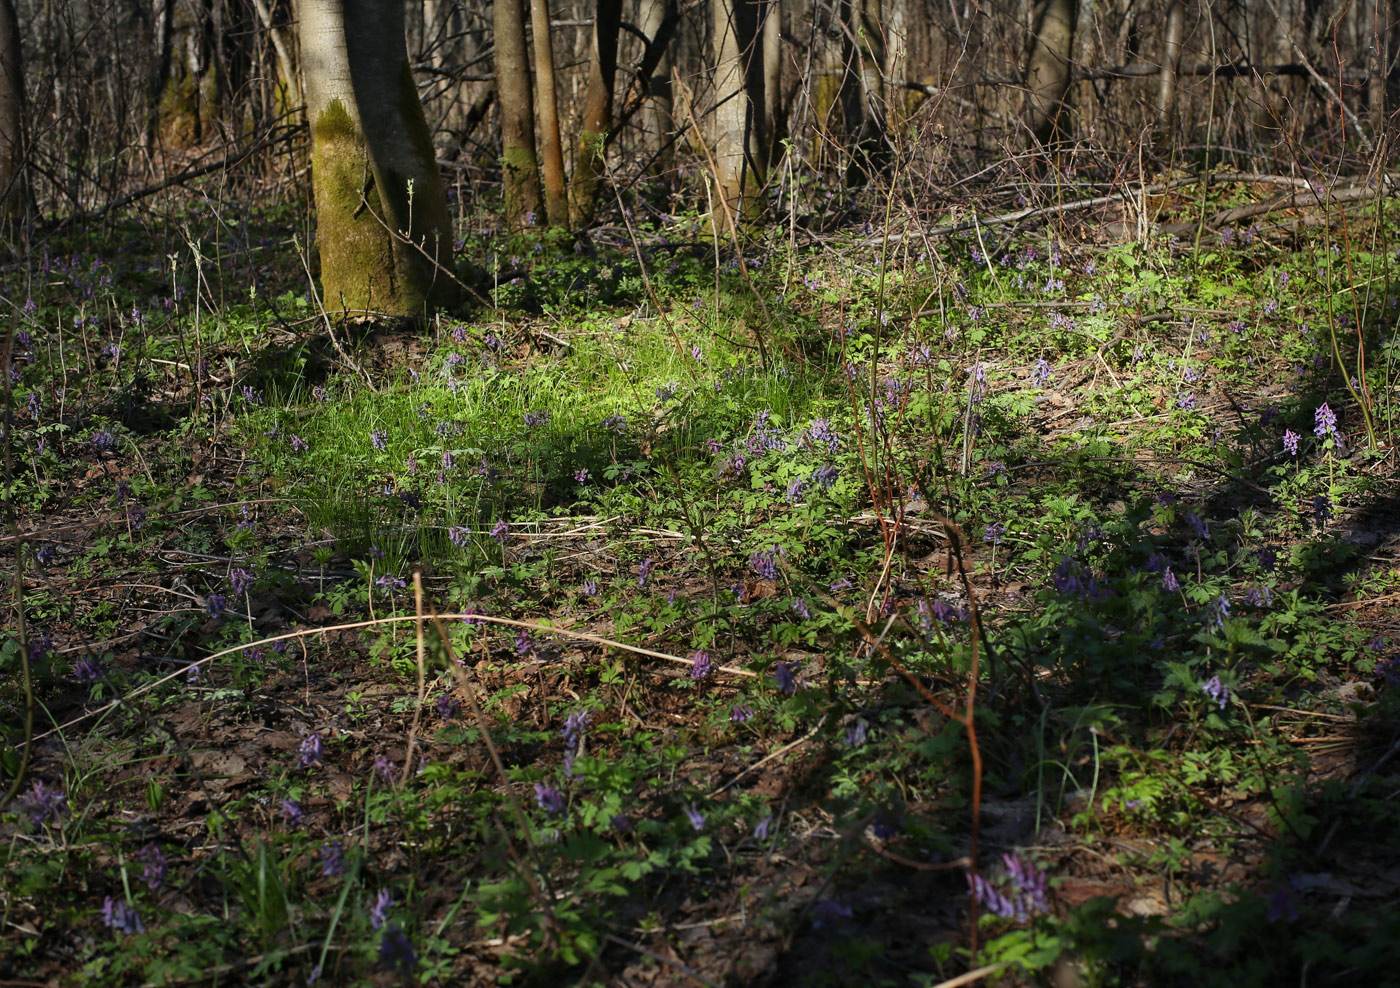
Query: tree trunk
639,0,675,177
570,0,621,228
840,0,887,183
1024,0,1076,147
301,0,457,317
711,0,761,221
758,0,783,173
493,0,542,229
251,0,301,118
0,0,22,219
1154,0,1184,142
530,0,568,228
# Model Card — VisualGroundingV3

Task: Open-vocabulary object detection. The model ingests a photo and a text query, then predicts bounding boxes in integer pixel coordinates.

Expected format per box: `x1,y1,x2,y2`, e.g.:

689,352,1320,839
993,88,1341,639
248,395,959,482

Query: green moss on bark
311,97,400,315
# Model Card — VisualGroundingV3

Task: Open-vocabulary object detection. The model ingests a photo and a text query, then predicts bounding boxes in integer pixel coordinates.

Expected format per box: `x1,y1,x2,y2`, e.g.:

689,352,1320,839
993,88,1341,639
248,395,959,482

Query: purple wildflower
369,889,392,930
514,628,537,657
230,567,255,595
370,430,388,452
534,783,566,815
1282,429,1299,455
73,656,102,682
750,546,784,581
19,781,66,827
205,594,227,617
375,755,398,785
448,526,470,547
731,703,754,723
582,579,599,597
753,814,773,839
436,695,459,721
320,840,346,876
791,597,812,621
137,844,166,891
1201,675,1230,710
289,434,309,453
844,719,868,747
1031,358,1052,387
375,574,406,595
637,557,653,587
489,519,510,545
574,468,589,483
299,734,324,768
1162,567,1180,592
379,924,416,974
101,897,145,935
1314,403,1339,443
683,803,705,832
280,798,304,824
690,650,712,680
983,522,1005,546
774,661,799,695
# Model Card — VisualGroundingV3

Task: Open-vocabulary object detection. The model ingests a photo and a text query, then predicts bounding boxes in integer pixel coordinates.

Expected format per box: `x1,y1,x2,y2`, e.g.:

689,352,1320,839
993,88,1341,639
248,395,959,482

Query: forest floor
3,176,1400,987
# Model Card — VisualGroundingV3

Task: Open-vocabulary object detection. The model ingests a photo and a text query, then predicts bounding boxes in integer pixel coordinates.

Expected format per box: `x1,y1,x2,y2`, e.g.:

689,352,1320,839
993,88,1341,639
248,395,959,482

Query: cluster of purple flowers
690,650,712,680
967,854,1050,923
19,780,66,827
101,896,145,935
1201,675,1230,710
1314,403,1340,444
299,734,324,768
750,545,785,581
562,710,590,774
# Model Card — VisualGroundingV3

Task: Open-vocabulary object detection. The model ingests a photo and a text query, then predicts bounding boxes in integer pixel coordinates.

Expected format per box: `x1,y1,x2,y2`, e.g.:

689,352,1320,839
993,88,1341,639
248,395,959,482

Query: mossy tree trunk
570,0,621,228
301,0,457,318
0,0,22,220
1024,0,1077,147
493,0,542,229
530,0,568,228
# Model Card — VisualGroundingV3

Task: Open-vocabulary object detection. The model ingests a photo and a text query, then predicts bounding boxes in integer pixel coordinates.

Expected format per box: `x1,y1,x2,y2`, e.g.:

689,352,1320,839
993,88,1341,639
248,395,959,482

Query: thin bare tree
1024,0,1077,147
0,0,23,219
530,0,568,227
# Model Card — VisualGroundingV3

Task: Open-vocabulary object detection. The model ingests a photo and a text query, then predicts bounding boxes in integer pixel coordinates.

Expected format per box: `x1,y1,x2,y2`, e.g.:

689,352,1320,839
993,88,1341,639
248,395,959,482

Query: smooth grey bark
301,0,457,316
1155,0,1184,140
712,0,760,220
1024,0,1077,146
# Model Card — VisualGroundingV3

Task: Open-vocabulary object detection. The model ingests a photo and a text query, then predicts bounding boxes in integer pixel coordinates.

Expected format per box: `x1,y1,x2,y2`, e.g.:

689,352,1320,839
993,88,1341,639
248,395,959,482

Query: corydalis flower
1282,429,1300,455
230,567,255,595
137,844,167,891
731,703,754,723
534,783,565,815
750,546,785,581
1314,402,1340,444
281,798,304,824
370,429,388,452
299,733,324,768
489,519,510,545
966,853,1049,923
689,650,712,680
319,840,345,876
101,897,145,935
637,557,653,587
19,780,66,827
378,924,416,974
683,803,705,832
774,661,800,695
1201,674,1230,710
369,889,393,930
